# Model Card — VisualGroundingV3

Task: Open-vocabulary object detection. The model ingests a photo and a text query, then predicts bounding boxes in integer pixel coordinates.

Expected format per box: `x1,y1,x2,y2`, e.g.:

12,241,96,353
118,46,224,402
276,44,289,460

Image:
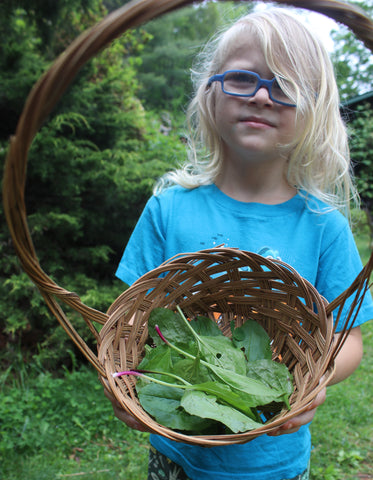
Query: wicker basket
2,0,373,446
99,248,335,445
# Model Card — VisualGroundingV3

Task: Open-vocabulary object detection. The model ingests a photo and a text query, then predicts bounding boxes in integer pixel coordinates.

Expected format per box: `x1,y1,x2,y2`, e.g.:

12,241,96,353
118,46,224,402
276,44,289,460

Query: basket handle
324,249,373,366
3,0,373,373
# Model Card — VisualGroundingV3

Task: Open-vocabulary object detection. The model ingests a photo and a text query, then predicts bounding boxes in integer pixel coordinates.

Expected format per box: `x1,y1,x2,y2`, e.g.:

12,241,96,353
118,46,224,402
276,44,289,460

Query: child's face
213,35,298,166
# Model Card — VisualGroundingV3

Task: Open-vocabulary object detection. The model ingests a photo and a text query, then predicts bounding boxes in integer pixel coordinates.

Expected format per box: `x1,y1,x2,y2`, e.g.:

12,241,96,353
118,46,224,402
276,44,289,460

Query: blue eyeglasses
207,70,296,107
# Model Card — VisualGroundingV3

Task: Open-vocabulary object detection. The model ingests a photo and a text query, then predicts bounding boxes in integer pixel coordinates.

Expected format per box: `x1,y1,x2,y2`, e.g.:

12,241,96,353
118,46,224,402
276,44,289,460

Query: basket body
99,248,335,446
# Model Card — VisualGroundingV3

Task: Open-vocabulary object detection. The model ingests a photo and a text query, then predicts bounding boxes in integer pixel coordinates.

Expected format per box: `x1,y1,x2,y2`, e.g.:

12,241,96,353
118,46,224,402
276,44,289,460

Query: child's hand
104,388,151,432
267,386,326,436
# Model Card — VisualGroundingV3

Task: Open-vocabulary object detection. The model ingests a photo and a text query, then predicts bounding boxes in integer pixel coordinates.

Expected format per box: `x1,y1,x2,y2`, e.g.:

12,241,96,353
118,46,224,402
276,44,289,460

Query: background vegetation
1,0,373,478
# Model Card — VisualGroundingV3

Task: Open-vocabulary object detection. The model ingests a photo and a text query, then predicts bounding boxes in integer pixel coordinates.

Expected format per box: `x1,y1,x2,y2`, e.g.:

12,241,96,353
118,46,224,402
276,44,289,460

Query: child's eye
227,72,256,85
224,72,257,94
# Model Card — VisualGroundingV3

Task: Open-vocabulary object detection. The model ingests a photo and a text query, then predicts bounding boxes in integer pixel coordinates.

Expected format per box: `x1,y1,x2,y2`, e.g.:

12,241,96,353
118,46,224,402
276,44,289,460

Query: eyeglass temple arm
207,74,223,87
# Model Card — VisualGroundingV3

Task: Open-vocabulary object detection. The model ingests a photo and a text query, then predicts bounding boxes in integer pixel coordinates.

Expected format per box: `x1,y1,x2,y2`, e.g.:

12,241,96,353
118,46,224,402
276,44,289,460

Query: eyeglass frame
207,69,296,107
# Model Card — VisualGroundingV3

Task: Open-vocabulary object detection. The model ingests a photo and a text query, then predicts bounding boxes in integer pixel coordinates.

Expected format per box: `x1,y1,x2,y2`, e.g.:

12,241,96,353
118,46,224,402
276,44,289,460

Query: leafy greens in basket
114,307,293,434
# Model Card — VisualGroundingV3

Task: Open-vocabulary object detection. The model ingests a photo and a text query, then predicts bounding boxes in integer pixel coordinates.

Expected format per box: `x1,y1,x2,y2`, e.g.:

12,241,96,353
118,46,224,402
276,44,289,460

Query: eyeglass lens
223,71,290,103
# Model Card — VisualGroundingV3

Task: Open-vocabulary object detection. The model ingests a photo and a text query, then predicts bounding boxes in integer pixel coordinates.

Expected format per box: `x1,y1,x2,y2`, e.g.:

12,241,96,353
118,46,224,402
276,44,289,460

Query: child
108,7,373,480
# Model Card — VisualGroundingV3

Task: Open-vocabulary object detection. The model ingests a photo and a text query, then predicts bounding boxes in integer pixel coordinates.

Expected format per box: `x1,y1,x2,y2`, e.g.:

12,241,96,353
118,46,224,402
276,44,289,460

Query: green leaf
246,359,293,409
136,344,175,383
190,315,223,336
148,308,196,348
189,381,258,419
175,307,247,373
232,319,272,362
173,357,213,385
138,383,213,431
196,335,247,374
180,390,263,433
207,364,285,407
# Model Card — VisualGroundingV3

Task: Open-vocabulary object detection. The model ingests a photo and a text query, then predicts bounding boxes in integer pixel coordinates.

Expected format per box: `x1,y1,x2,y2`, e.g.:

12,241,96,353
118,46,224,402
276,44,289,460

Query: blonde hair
155,8,358,215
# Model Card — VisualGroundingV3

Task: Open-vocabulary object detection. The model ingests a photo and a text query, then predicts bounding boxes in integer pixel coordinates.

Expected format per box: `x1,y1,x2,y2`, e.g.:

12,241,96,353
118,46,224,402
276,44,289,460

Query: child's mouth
242,117,274,129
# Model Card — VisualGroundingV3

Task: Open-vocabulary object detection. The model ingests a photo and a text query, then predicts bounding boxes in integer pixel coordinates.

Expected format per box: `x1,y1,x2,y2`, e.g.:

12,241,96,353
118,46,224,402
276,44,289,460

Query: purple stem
112,370,143,378
155,324,168,344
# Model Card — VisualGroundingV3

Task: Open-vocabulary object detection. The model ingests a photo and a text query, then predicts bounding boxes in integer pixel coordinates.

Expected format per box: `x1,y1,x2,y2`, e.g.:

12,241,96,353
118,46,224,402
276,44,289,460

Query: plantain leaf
189,381,258,419
137,344,173,381
148,308,195,348
190,315,223,336
232,319,272,362
196,335,247,374
246,359,293,409
138,383,214,431
173,357,213,385
180,390,263,433
207,363,286,407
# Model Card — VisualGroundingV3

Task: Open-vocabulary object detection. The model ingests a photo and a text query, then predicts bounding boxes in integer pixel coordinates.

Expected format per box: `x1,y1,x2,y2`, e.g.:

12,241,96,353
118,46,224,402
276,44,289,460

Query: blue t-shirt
116,184,373,480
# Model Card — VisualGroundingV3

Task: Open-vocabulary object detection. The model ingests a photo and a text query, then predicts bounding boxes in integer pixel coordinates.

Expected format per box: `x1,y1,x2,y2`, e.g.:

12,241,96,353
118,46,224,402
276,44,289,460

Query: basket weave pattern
2,0,373,445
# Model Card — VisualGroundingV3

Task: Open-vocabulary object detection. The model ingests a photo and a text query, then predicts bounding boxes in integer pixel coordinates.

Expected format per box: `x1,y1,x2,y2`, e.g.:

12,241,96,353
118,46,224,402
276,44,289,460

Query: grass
310,320,373,480
0,367,150,480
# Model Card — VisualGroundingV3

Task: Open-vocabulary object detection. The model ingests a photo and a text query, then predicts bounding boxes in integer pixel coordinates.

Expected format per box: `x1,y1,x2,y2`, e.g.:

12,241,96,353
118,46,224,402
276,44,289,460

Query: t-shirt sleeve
316,223,373,331
115,195,166,286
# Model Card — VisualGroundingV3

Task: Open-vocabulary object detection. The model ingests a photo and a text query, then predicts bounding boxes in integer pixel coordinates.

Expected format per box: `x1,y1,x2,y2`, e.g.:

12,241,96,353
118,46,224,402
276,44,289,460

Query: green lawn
310,320,373,479
0,367,150,480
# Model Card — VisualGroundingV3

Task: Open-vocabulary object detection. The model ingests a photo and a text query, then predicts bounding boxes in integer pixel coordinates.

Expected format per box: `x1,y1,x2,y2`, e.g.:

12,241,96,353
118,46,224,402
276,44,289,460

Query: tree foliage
347,102,373,239
0,0,184,369
135,1,252,111
331,1,373,240
331,0,373,100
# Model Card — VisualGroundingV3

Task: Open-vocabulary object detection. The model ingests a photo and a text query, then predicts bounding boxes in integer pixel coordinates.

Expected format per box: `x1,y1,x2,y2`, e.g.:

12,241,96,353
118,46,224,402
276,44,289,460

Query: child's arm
268,326,364,436
328,326,363,385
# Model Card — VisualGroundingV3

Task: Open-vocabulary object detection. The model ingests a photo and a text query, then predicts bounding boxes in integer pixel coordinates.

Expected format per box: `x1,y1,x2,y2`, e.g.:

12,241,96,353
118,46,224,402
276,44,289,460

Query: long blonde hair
155,8,358,215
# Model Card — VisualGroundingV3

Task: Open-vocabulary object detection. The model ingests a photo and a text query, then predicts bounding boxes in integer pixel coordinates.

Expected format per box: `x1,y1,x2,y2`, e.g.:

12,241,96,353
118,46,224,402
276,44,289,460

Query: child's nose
249,86,273,105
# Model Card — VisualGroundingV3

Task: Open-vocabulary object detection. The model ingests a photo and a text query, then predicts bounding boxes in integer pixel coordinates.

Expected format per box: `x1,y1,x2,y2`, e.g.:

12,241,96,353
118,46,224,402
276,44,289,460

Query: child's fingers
268,386,327,436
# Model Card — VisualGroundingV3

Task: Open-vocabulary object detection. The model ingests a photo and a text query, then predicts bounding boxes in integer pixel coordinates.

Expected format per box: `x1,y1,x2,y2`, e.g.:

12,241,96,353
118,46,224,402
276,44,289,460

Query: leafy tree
330,1,373,241
135,2,253,111
347,102,373,241
331,0,373,100
0,0,184,369
134,4,217,111
0,7,48,138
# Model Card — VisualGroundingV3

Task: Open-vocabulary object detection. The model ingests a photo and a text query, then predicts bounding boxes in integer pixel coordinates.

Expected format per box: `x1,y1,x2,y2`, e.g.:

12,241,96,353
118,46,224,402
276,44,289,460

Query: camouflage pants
147,446,310,480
